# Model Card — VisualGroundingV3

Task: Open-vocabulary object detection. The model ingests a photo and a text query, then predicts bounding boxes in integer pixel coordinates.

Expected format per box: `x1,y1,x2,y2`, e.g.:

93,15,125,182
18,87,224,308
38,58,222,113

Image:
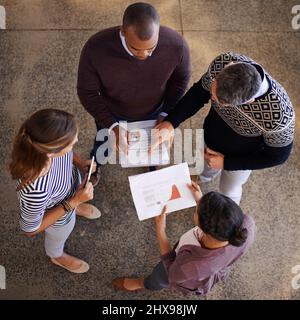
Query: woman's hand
187,181,203,203
154,206,172,255
154,205,168,234
69,178,94,208
112,125,129,155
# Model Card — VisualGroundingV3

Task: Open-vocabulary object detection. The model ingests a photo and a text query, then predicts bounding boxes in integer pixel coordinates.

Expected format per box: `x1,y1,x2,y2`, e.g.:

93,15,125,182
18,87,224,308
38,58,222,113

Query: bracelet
60,200,73,212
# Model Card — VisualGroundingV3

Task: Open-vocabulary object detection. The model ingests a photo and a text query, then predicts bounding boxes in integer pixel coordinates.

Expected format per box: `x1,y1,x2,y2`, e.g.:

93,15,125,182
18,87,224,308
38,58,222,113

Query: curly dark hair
198,192,248,247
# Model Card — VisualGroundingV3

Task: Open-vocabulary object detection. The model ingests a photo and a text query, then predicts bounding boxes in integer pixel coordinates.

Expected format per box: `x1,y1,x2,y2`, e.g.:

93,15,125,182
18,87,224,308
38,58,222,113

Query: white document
128,163,197,221
119,120,169,168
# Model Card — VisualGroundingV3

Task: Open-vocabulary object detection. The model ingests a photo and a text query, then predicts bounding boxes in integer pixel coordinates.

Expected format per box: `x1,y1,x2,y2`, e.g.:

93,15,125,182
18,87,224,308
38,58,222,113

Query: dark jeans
144,261,169,291
91,108,163,166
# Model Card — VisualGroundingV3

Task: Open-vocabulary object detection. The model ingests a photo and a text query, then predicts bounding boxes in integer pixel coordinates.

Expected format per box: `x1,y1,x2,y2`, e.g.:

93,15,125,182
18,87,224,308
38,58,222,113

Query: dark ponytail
228,227,248,247
198,192,248,247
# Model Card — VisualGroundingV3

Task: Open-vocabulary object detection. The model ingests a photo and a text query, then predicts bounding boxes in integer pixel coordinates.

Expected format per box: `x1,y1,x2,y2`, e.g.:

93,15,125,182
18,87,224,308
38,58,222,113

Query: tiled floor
0,0,299,299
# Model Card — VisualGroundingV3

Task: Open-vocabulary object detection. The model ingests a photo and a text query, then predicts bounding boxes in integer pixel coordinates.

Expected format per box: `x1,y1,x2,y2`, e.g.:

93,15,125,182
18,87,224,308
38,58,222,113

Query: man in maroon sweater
77,2,191,184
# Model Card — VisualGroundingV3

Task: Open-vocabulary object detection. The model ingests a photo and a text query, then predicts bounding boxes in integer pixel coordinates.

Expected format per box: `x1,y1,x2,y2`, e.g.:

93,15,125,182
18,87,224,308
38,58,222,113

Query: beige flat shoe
75,203,101,219
51,257,90,274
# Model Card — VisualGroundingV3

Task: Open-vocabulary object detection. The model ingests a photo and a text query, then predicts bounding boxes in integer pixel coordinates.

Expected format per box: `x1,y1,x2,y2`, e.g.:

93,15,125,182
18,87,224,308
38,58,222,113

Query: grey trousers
200,160,252,205
44,213,76,258
144,261,169,290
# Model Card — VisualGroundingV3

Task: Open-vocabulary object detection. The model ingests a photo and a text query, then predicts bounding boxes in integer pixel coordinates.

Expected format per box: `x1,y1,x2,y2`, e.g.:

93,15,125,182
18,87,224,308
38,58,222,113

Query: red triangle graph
168,184,181,201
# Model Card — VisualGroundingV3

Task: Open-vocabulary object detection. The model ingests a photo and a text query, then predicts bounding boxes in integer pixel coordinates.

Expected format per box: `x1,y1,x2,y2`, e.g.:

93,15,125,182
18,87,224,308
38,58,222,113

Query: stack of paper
119,120,169,168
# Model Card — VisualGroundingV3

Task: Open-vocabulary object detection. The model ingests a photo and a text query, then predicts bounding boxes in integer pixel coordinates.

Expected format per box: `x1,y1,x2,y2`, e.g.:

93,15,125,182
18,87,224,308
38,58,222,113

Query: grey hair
215,63,262,105
122,2,160,40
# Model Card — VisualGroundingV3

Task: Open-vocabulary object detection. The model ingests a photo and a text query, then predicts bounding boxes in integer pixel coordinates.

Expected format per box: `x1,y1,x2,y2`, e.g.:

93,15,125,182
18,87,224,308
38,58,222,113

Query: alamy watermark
0,265,5,289
292,5,300,30
0,5,5,29
95,125,204,175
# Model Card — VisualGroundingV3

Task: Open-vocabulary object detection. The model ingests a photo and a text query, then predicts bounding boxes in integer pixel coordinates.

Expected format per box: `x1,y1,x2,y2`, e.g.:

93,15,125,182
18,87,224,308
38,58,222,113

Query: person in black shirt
151,52,294,204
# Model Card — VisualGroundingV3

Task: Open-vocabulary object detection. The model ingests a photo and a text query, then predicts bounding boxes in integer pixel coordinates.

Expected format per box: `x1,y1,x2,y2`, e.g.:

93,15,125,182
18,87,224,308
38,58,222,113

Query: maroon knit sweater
77,26,191,128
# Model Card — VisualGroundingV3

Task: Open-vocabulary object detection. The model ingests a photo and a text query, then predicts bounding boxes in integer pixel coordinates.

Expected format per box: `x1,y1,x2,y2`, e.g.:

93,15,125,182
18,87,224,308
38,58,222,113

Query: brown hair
9,109,78,191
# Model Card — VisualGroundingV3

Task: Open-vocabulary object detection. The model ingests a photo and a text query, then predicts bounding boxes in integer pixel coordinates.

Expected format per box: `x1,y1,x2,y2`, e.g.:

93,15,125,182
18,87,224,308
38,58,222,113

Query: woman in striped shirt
9,109,101,273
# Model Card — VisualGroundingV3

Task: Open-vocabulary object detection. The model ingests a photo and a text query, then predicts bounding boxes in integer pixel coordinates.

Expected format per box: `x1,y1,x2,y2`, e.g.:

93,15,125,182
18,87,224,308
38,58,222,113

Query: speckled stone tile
181,0,299,31
0,1,300,300
1,0,182,30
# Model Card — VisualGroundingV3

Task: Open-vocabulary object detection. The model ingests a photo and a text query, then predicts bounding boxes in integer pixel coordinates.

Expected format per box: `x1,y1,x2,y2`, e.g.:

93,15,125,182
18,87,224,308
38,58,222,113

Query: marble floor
0,0,299,299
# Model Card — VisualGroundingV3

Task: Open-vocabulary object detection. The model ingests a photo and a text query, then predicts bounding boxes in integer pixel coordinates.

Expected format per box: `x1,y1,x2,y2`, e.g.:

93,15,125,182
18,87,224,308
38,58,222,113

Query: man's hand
112,125,128,155
156,115,166,125
187,181,203,203
149,121,175,153
204,147,224,169
79,159,97,174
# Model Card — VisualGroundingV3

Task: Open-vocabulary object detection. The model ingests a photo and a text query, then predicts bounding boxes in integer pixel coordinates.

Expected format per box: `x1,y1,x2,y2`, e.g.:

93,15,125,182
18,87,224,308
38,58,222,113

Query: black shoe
148,166,157,172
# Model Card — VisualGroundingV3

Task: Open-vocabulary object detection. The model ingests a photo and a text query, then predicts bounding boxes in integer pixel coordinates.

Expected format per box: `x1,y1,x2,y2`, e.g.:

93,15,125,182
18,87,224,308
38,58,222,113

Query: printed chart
129,163,196,220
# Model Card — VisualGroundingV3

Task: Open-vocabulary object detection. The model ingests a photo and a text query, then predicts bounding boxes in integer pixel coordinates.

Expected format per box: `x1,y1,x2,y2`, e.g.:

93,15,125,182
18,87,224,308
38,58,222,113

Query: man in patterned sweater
152,52,294,204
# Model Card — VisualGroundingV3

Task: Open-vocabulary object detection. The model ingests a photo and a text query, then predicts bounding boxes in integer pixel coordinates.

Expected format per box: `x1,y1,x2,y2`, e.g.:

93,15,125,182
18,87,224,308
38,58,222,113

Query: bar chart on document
129,163,197,220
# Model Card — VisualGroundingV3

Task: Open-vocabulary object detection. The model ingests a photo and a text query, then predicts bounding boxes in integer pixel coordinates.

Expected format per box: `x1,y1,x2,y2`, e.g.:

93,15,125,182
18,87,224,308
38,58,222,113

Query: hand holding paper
154,205,168,232
187,181,203,203
113,125,128,155
128,163,197,221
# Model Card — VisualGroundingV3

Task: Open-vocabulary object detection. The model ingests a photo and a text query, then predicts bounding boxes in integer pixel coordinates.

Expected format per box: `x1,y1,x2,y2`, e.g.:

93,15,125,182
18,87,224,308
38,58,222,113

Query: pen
85,156,95,187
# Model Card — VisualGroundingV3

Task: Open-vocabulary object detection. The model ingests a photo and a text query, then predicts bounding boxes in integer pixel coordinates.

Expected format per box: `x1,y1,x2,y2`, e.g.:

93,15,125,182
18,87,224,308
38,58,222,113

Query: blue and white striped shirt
17,151,81,233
